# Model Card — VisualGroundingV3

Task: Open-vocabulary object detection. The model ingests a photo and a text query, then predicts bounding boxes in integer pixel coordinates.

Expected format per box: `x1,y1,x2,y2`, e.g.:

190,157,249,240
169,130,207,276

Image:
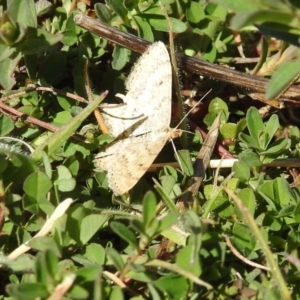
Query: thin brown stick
179,113,221,205
0,85,100,141
0,100,87,142
36,87,89,103
83,60,109,134
0,87,89,104
74,13,300,101
224,235,270,271
0,101,59,132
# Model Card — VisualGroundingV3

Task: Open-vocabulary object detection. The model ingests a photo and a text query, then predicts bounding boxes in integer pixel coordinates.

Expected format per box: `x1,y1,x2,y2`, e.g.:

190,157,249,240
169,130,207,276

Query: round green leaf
0,115,14,135
23,171,52,199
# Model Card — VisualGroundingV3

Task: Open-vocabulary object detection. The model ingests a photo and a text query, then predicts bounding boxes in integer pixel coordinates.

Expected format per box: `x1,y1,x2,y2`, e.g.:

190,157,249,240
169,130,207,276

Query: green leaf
32,92,106,161
202,43,217,63
186,2,205,23
75,265,103,282
106,0,128,22
35,0,53,17
23,195,39,214
246,107,264,143
62,13,77,46
239,133,261,150
38,195,56,214
80,214,108,245
205,186,234,218
273,177,295,206
154,275,189,300
260,138,291,156
17,104,43,119
112,45,131,70
290,126,300,139
257,181,277,210
157,213,177,234
110,221,138,249
160,175,181,198
51,111,73,126
84,243,106,266
0,12,25,46
153,179,178,213
200,6,227,51
176,245,202,276
0,52,21,89
208,97,228,113
232,223,254,251
6,283,49,299
220,123,238,139
277,205,295,218
148,284,161,299
0,114,14,135
95,3,112,23
23,171,52,199
54,165,75,192
42,249,59,281
56,93,73,110
266,54,300,99
256,23,300,47
142,191,157,228
110,286,124,300
231,10,298,30
64,156,79,176
68,284,89,299
8,0,37,28
35,250,55,285
258,131,270,152
146,15,187,33
131,219,146,236
293,202,300,223
28,236,61,257
239,152,262,167
181,211,202,258
213,0,263,12
263,211,282,231
0,150,38,190
1,254,35,272
235,188,256,220
106,247,125,272
264,114,279,146
232,161,250,182
15,28,64,55
176,149,193,176
0,44,15,62
42,151,52,179
133,15,154,41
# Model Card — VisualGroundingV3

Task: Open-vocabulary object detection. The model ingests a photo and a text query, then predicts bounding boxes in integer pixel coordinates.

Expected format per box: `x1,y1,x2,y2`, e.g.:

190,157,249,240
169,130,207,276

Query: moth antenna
170,138,184,172
175,89,212,130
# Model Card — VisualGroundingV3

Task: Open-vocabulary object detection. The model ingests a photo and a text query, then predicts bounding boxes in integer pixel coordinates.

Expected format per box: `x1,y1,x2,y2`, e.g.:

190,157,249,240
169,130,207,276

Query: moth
94,42,181,195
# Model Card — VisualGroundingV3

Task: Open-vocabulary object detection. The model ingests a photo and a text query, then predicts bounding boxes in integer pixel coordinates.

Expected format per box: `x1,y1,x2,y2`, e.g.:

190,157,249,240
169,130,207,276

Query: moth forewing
94,42,175,195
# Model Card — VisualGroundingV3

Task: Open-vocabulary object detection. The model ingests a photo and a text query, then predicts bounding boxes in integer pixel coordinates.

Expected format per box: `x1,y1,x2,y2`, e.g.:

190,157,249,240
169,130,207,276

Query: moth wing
95,132,169,195
100,42,172,137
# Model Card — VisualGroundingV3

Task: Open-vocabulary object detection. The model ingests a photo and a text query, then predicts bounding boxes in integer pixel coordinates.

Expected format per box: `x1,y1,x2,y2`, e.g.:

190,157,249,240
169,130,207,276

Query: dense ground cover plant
1,0,300,299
